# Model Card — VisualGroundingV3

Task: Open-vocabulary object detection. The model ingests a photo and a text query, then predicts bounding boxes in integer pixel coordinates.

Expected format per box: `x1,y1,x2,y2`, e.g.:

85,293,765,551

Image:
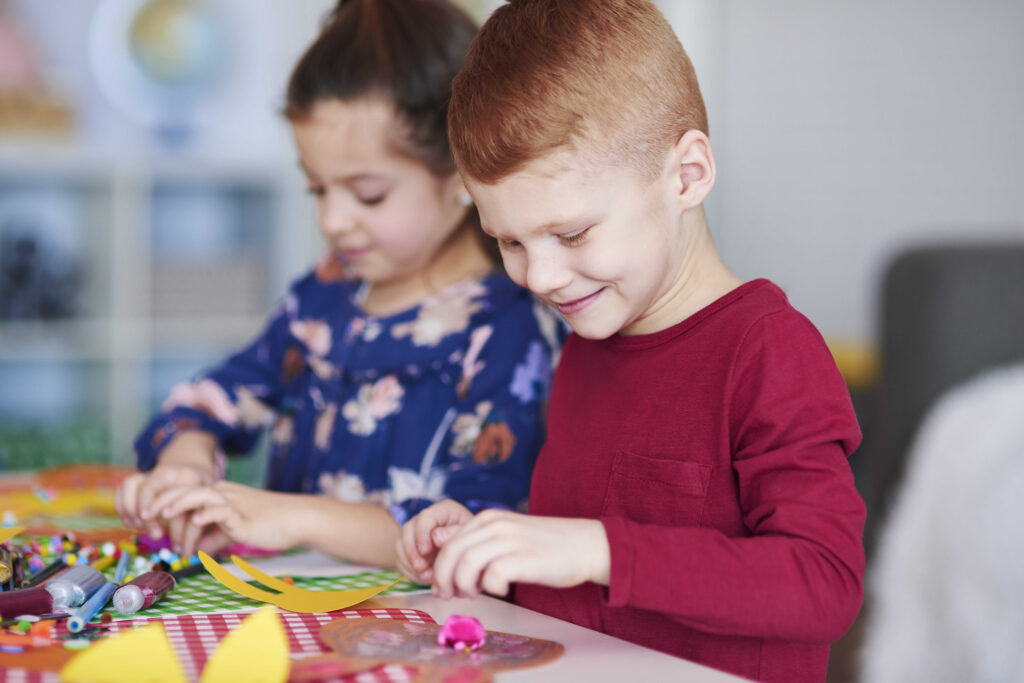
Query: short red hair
449,0,707,184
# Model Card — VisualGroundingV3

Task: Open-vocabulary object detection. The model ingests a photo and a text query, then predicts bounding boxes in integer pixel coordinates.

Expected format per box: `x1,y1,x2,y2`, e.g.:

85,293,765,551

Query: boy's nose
524,250,572,296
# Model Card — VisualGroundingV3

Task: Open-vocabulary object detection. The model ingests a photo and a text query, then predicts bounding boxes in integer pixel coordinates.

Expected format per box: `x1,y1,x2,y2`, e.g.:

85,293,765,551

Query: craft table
0,466,749,681
364,593,750,682
220,550,750,682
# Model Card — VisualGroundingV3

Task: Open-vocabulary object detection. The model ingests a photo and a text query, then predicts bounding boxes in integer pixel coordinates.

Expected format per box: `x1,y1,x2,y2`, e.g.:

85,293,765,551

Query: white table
240,551,750,683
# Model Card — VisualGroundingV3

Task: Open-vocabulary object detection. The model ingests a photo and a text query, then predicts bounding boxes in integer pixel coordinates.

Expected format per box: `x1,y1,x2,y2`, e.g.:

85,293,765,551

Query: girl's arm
162,482,401,566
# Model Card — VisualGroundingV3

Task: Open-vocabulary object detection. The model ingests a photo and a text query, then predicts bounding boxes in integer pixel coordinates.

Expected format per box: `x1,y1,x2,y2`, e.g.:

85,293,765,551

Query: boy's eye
559,226,592,245
359,194,387,206
497,238,522,250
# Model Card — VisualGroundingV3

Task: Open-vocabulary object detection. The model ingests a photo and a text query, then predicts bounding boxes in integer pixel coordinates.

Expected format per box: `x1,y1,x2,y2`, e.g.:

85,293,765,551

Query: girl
114,0,561,567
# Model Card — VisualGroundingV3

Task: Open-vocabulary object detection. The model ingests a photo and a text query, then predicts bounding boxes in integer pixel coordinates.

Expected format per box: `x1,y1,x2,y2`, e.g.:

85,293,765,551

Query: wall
658,0,1024,344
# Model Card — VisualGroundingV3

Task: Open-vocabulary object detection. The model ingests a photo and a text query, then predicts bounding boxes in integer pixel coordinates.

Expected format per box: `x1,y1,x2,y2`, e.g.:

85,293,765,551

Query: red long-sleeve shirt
517,279,865,682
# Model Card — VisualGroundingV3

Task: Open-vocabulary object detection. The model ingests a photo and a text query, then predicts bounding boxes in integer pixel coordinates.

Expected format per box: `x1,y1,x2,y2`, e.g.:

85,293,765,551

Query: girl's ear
446,172,474,208
670,129,716,210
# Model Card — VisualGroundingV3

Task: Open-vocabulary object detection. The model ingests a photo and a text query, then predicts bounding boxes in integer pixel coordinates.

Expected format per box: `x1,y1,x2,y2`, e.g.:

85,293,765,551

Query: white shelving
0,142,315,467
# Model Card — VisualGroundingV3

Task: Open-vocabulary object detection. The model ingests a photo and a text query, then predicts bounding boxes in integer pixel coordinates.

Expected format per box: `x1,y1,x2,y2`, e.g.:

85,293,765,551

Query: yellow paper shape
200,608,288,683
0,526,26,544
60,623,187,683
197,552,403,613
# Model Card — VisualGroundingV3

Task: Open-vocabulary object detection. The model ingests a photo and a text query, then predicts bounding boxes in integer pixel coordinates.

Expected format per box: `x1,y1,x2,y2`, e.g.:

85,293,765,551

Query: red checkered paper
1,608,433,683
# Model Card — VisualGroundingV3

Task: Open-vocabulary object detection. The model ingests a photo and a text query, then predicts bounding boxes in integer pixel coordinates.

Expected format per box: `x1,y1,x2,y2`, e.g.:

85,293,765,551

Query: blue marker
113,551,131,584
67,581,117,633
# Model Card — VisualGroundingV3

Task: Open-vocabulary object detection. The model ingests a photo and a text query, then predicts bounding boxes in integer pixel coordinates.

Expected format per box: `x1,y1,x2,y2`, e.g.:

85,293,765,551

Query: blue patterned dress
135,262,563,523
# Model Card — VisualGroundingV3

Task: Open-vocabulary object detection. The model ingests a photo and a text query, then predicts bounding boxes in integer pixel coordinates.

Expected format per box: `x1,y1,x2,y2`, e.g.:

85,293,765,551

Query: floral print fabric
135,266,563,523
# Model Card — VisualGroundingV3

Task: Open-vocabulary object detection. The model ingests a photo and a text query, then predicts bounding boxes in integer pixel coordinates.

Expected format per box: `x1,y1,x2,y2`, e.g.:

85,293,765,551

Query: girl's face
292,98,469,286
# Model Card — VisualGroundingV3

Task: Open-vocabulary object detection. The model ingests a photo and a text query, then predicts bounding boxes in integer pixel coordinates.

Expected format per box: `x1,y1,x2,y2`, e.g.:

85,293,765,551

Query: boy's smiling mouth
552,288,605,315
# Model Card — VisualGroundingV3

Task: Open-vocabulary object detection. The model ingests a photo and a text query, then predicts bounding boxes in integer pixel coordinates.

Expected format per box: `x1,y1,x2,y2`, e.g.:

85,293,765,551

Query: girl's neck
360,226,493,317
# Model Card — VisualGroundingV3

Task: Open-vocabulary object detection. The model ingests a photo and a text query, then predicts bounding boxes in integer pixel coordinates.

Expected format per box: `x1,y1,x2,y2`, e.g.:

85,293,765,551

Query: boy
397,2,865,681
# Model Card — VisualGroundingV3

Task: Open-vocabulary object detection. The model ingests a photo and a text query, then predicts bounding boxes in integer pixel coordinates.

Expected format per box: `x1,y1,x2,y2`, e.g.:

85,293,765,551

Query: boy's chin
564,316,622,340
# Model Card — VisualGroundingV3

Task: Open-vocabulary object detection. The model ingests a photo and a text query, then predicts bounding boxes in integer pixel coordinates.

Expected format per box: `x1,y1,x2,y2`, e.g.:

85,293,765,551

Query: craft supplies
113,549,131,584
24,557,67,588
112,571,176,615
67,581,118,633
45,564,105,609
0,585,54,617
437,614,486,651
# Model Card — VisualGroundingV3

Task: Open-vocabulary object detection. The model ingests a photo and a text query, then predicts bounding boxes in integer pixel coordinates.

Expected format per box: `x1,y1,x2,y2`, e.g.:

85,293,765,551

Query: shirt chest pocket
600,451,713,527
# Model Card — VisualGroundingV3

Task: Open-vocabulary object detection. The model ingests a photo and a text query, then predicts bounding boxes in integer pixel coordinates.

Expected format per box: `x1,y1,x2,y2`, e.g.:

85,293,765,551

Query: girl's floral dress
135,263,563,523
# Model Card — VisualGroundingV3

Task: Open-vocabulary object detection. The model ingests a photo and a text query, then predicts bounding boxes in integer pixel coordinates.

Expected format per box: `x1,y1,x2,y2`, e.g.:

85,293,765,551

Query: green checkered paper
101,569,426,618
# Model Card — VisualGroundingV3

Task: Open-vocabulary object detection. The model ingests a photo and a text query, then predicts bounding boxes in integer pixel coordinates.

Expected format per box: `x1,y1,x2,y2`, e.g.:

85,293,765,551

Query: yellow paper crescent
60,622,187,683
200,608,288,683
197,552,403,613
0,526,26,544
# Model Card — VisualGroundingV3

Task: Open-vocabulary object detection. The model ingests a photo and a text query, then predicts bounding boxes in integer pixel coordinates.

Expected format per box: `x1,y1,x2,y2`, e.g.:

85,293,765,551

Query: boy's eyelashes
496,225,593,251
559,226,593,245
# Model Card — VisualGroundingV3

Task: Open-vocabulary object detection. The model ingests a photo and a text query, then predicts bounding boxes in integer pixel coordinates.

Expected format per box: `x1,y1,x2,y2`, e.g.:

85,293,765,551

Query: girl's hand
114,431,220,541
429,510,611,599
160,482,305,557
396,499,474,583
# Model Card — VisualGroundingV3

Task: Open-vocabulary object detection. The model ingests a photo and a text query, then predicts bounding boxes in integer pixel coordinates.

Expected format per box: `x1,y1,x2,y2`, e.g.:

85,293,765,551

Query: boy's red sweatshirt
517,279,865,683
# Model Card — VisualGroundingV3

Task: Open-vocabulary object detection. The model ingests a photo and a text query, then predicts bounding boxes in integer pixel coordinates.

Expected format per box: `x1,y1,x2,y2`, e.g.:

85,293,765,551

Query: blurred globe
129,0,224,88
89,0,230,141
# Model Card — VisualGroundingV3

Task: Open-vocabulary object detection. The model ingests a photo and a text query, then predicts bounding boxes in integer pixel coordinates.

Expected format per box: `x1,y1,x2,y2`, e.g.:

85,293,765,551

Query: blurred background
0,1,1022,677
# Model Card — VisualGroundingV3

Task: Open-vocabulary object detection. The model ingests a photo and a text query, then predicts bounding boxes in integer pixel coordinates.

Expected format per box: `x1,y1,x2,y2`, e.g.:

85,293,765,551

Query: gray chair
857,242,1024,552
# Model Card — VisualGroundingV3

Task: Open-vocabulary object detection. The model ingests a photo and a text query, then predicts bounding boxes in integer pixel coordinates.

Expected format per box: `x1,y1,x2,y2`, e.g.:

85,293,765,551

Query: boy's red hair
449,0,707,184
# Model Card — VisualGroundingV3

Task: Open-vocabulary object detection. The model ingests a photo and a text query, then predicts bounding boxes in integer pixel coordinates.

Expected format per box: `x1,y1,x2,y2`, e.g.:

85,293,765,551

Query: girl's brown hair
285,0,498,262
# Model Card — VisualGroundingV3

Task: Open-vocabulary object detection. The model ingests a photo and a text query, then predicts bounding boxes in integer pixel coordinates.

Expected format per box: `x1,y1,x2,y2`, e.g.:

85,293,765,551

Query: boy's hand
160,482,304,557
396,500,473,583
429,511,611,599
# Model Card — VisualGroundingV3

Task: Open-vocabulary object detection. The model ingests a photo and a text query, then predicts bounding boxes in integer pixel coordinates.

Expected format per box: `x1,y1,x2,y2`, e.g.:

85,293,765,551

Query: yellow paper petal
198,551,403,613
0,526,26,543
229,555,296,592
60,623,187,683
200,608,288,683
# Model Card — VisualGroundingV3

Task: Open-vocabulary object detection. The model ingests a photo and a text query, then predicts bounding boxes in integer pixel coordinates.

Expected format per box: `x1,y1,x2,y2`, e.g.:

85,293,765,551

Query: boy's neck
625,207,743,335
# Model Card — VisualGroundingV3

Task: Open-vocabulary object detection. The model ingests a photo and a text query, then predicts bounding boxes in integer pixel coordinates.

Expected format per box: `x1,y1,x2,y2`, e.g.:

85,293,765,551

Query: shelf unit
0,142,316,472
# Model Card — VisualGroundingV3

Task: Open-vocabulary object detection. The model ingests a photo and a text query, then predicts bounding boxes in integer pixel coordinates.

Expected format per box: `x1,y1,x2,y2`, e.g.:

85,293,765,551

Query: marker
45,565,106,609
0,585,54,617
67,581,117,633
112,571,176,615
23,558,67,588
113,551,131,584
169,558,206,581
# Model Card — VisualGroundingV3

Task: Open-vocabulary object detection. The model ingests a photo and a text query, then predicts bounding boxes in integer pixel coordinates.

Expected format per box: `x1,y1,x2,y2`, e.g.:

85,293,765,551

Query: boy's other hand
396,499,473,583
161,481,303,557
430,511,610,600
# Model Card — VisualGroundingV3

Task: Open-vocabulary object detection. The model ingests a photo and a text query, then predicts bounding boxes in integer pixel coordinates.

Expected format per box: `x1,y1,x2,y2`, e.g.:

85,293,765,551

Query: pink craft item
437,614,486,651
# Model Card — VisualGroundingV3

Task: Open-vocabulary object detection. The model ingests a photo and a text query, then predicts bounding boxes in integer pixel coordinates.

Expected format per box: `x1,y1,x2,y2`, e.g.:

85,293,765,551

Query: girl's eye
359,194,387,206
306,185,326,198
560,226,592,245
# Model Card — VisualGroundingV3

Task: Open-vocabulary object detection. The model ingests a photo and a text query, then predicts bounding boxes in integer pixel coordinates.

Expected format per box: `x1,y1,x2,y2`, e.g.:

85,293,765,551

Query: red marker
112,570,176,615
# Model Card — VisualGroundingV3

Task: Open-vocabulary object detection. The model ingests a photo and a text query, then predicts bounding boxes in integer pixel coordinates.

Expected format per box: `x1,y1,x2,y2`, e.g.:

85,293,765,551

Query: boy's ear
670,129,715,210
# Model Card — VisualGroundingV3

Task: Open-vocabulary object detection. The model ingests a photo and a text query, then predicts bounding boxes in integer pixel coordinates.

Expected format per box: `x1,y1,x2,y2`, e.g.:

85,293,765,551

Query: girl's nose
319,197,357,238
